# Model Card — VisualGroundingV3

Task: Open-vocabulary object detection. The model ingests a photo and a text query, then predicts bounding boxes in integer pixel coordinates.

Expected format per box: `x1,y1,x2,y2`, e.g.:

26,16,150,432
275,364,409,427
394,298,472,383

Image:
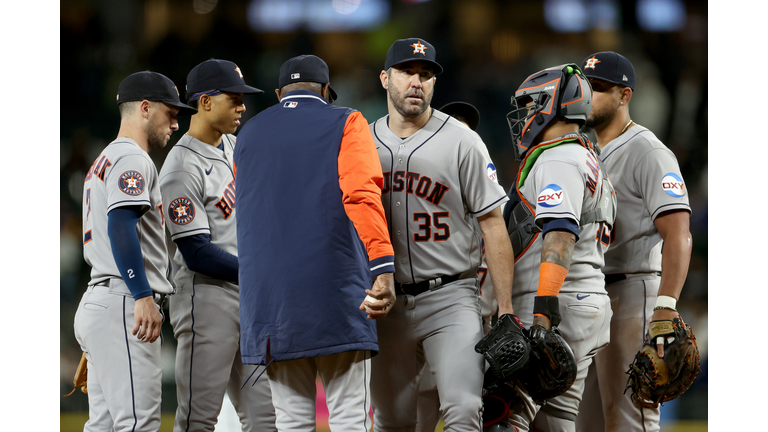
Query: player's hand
360,272,395,319
532,315,551,330
132,296,163,343
650,309,679,358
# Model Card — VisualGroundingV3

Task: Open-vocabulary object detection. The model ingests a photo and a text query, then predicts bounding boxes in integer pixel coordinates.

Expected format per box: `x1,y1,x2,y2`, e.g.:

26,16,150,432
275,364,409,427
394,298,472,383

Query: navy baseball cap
186,59,264,96
581,51,636,91
385,38,443,75
278,55,338,101
440,101,480,131
117,71,197,116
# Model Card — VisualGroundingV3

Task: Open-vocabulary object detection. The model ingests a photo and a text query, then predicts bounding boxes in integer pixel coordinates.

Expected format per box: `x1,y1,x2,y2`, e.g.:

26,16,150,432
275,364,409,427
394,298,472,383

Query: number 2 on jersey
413,212,451,242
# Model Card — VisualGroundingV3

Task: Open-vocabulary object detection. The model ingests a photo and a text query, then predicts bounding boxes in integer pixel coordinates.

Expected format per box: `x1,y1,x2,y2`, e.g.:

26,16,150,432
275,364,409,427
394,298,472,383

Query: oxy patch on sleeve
537,184,564,208
661,173,686,197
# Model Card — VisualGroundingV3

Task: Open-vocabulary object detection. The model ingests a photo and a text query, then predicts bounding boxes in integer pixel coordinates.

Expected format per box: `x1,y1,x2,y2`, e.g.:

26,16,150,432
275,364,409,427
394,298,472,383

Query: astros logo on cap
537,184,565,208
168,197,196,225
235,66,243,79
118,171,145,196
584,56,601,70
661,173,686,197
411,41,427,55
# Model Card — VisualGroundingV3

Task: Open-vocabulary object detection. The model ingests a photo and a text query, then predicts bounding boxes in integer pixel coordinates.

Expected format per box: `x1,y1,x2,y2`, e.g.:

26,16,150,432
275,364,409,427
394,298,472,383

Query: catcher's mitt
519,325,577,404
64,352,88,397
625,315,701,408
475,314,531,392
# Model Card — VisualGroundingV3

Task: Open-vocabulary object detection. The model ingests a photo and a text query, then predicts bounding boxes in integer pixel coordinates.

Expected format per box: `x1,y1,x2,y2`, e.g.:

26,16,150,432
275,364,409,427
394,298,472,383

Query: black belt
605,272,661,286
395,273,462,296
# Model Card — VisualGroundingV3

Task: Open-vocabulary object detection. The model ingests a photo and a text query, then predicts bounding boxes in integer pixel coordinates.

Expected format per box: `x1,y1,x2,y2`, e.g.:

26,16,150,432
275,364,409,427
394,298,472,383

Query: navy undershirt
541,218,580,240
107,206,154,300
174,234,238,283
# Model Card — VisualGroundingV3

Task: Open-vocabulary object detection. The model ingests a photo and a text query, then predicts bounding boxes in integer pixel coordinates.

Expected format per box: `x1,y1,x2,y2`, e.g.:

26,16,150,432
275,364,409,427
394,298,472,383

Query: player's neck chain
619,119,634,136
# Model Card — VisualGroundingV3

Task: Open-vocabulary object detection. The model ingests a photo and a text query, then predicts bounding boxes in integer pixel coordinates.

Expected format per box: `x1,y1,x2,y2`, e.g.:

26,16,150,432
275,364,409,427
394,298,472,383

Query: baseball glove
519,325,577,404
625,315,701,408
475,314,531,392
64,352,88,397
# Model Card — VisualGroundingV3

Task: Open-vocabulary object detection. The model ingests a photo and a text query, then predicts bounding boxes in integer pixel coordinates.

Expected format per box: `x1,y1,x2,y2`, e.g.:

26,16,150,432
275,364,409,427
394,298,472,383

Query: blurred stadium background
60,0,707,430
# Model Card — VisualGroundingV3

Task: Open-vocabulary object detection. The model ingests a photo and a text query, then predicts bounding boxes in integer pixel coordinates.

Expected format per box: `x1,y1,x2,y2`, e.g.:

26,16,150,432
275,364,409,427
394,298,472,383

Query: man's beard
585,104,616,129
389,86,434,118
146,119,169,151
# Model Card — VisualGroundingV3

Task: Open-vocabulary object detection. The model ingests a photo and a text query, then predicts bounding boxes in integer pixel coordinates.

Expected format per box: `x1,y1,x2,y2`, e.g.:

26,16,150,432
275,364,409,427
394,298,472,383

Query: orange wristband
536,262,568,297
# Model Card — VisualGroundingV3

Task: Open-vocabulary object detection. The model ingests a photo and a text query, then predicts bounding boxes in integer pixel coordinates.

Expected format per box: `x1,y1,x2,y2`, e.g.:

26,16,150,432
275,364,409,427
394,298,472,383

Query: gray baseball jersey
159,133,238,269
599,125,691,274
75,137,170,431
158,133,276,432
576,125,691,432
370,109,508,432
507,138,615,432
82,137,173,294
514,141,615,294
371,110,509,283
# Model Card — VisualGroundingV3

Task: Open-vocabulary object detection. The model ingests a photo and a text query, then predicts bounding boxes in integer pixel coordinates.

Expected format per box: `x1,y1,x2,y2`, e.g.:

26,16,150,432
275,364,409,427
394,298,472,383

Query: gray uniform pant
509,291,612,432
576,274,661,432
372,282,485,432
170,276,276,432
266,350,372,432
74,284,163,432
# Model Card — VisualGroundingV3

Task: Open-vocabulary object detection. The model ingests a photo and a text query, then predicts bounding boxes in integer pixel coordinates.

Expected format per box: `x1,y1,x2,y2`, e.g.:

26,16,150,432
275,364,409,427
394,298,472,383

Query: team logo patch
118,171,145,196
291,73,300,79
284,101,298,108
486,163,498,182
168,197,195,225
661,173,686,197
537,184,564,208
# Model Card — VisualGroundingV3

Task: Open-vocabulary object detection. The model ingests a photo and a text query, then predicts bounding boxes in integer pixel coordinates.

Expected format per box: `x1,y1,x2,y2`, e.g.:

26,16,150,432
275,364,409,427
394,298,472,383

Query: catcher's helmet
507,64,592,160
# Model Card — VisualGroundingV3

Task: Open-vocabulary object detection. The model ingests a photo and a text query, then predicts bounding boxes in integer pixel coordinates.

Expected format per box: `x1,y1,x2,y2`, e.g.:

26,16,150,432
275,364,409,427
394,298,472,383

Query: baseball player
574,52,692,432
158,59,276,432
234,54,396,432
500,63,616,432
370,38,516,432
74,71,196,431
415,101,497,432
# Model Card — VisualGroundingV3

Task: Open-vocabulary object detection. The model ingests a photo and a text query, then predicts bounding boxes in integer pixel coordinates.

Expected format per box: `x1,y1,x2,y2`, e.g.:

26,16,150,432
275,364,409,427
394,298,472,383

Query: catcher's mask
507,63,592,160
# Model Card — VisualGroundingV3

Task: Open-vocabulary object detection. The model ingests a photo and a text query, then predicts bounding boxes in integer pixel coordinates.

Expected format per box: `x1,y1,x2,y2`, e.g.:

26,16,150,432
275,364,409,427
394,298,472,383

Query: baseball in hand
364,295,384,306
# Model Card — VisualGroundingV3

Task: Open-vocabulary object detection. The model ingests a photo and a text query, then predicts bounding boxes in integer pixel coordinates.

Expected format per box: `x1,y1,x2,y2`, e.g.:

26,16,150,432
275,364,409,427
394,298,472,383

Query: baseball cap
440,101,480,131
385,38,443,75
278,55,338,102
186,58,264,96
116,71,197,116
581,51,636,91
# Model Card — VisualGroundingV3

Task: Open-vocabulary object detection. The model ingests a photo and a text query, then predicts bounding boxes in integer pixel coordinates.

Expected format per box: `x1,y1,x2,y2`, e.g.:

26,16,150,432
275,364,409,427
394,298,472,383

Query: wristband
655,295,677,310
536,262,568,297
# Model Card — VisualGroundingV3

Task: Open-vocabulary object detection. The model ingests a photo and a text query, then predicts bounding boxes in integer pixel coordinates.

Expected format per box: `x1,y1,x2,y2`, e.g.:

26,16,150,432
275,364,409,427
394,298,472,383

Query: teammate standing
74,71,196,431
415,101,497,432
234,54,396,432
501,63,615,432
370,38,516,432
158,59,276,432
575,52,692,432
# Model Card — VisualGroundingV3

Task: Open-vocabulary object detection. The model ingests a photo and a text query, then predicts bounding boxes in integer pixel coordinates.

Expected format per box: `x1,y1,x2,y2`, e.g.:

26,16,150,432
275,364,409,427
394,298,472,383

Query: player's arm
107,206,163,343
174,234,238,283
477,207,515,317
532,228,576,330
337,111,396,318
652,210,692,324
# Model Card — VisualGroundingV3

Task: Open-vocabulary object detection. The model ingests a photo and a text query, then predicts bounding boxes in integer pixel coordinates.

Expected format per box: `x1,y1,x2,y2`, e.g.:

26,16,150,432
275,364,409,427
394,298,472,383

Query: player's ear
380,70,389,90
140,100,151,119
198,94,211,111
275,89,282,102
620,87,633,105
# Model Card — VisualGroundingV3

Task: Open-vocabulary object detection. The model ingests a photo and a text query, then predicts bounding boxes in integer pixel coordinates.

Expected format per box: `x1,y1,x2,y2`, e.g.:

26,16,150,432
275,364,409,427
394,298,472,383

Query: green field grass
60,413,707,432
